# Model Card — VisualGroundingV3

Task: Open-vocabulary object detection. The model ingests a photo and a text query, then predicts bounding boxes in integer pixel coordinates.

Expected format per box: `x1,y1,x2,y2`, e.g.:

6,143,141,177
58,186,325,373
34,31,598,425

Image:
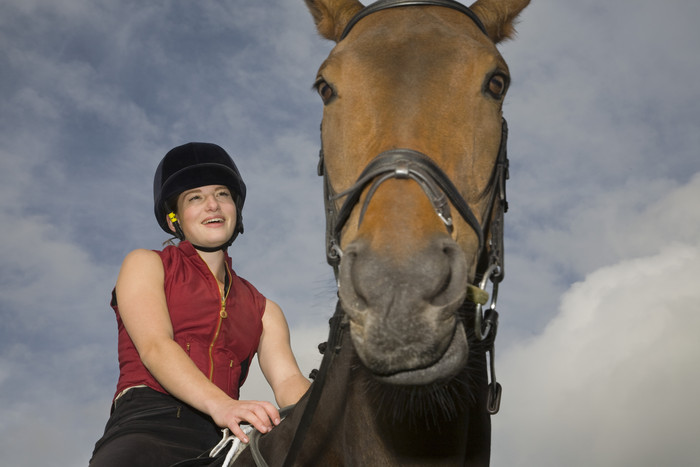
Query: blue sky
1,1,699,465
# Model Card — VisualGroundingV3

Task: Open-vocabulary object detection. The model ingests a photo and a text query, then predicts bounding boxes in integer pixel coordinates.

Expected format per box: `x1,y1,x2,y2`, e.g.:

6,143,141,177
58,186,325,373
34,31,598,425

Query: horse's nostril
340,245,369,312
428,238,468,306
339,236,467,313
430,268,452,303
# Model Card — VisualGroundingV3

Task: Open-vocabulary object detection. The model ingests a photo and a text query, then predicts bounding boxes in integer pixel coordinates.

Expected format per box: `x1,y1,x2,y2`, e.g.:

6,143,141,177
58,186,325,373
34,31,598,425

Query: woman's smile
202,216,226,226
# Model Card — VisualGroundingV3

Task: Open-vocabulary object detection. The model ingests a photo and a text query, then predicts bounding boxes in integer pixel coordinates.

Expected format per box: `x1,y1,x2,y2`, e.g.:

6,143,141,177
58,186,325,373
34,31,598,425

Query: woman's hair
165,194,179,215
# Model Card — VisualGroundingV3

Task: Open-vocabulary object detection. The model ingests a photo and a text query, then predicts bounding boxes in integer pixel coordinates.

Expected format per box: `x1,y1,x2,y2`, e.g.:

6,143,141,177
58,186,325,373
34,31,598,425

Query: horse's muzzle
338,234,469,383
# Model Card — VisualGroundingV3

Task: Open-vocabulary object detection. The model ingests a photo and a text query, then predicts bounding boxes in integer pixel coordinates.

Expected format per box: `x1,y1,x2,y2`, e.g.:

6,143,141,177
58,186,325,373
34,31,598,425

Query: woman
90,142,310,466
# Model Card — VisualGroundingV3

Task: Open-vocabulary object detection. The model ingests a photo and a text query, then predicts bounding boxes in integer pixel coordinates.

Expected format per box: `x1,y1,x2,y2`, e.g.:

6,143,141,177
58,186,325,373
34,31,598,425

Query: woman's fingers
225,400,281,442
229,421,251,444
258,400,282,426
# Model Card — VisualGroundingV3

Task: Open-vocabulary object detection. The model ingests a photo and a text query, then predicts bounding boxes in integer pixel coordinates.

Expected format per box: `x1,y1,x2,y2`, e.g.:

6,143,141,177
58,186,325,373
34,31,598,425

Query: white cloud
493,241,700,466
500,171,700,344
1,0,699,465
492,170,700,465
0,171,117,467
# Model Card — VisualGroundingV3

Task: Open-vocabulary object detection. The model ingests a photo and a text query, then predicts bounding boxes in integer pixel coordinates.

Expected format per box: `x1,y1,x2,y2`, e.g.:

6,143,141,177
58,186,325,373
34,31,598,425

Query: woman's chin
187,227,233,246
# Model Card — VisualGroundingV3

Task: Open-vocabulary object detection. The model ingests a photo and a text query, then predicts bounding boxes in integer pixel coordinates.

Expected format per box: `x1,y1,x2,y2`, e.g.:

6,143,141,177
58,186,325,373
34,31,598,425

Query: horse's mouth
372,322,468,386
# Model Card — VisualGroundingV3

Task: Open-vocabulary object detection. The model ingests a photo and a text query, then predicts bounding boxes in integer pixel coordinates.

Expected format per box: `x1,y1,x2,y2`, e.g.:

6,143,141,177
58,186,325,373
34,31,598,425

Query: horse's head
306,0,528,387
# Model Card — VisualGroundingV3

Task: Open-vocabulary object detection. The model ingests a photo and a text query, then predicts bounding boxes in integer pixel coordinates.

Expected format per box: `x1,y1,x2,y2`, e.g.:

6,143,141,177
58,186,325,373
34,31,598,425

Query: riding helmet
153,142,246,248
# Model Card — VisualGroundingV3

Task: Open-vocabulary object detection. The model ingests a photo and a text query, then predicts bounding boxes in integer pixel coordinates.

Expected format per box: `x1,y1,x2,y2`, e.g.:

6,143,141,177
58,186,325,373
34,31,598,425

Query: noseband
328,148,486,254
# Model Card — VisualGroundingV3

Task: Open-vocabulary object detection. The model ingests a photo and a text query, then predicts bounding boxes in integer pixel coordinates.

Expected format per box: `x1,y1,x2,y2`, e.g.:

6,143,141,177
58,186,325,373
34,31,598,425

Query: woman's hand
210,398,281,443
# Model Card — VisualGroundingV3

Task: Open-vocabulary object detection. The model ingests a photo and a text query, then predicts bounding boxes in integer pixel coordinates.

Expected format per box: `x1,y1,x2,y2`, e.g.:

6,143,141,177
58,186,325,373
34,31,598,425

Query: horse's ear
469,0,530,44
304,0,365,42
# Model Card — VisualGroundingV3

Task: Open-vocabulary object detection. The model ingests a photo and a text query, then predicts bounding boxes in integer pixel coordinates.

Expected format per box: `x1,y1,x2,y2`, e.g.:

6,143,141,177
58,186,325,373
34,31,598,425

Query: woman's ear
166,212,178,234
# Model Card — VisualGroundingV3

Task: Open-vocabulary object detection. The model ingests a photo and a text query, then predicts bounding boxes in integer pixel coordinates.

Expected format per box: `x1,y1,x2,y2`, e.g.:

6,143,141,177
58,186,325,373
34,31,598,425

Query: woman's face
171,184,237,248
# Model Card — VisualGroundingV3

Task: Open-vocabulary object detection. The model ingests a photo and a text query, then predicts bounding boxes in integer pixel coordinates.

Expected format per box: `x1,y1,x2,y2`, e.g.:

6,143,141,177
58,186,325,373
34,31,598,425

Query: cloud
492,173,700,466
500,171,700,341
1,0,699,465
493,240,700,466
0,208,117,467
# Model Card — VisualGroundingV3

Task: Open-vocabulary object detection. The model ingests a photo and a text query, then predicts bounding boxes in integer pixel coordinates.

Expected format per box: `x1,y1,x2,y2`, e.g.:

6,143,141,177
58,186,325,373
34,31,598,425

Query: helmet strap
191,233,234,252
168,212,186,241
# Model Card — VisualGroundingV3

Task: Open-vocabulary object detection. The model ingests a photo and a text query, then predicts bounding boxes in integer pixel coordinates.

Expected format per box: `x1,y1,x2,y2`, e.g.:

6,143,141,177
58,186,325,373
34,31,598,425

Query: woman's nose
205,195,220,210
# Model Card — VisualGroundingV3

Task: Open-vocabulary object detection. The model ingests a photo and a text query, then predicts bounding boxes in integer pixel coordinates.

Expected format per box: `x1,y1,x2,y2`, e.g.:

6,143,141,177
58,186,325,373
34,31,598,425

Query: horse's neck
310,332,491,466
342,370,485,466
249,330,491,466
244,332,355,466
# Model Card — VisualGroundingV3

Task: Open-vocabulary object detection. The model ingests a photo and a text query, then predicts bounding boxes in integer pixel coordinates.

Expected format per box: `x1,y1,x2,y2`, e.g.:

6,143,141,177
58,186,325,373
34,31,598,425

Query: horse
229,0,530,465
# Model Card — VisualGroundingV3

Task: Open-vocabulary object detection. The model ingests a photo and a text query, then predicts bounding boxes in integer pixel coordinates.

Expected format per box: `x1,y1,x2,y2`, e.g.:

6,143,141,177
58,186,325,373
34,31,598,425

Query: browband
340,0,488,41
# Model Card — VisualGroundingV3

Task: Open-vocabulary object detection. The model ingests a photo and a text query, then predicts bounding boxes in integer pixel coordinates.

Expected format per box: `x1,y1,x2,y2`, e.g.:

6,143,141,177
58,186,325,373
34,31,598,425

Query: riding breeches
89,387,221,467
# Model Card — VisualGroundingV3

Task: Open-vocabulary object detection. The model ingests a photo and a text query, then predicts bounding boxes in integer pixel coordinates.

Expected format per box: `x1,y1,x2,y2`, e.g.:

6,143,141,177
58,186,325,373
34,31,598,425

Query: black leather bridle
320,0,509,397
339,0,488,40
320,126,509,341
322,0,503,285
281,1,509,465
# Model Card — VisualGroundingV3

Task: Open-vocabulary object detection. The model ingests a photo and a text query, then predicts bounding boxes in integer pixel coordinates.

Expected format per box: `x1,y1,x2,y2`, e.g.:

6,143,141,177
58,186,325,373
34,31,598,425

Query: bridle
326,148,486,259
339,0,488,40
320,130,509,343
321,0,508,342
282,1,509,465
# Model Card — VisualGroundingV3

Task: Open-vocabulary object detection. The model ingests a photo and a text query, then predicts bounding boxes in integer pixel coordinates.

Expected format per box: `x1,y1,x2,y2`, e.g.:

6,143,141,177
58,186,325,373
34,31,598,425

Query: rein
282,302,347,467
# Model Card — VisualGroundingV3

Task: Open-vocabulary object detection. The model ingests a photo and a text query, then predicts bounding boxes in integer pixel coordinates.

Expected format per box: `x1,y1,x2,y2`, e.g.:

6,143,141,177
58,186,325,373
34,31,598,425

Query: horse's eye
485,74,509,99
315,79,336,104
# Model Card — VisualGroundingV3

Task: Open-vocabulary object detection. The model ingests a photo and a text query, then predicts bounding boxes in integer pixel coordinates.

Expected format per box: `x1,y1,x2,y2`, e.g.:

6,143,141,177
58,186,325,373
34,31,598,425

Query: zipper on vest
208,263,231,381
208,307,223,380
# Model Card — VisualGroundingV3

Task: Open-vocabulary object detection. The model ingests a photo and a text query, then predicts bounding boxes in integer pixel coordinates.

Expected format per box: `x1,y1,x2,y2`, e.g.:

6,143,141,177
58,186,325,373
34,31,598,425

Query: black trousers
89,387,221,467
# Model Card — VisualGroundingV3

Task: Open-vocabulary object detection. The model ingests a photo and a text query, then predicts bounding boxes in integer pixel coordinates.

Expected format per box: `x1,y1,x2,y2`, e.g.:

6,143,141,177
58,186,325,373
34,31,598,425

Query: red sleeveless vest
113,241,266,401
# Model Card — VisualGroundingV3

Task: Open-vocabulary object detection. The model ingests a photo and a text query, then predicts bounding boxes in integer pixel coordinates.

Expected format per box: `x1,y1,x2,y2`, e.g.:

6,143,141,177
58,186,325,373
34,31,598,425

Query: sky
1,0,698,466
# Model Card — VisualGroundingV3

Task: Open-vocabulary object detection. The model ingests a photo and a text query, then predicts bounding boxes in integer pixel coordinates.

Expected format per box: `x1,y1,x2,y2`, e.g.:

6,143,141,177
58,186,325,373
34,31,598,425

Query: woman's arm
257,300,312,408
115,249,279,442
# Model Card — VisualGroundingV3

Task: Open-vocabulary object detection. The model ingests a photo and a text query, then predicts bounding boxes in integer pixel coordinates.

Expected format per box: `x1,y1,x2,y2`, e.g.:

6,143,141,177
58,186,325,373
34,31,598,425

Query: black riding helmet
153,142,246,251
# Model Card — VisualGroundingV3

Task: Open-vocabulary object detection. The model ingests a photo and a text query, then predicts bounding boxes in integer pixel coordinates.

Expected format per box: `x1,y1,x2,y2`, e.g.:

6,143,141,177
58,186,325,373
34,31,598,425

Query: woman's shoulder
123,248,162,263
116,249,166,291
119,248,166,275
123,244,185,263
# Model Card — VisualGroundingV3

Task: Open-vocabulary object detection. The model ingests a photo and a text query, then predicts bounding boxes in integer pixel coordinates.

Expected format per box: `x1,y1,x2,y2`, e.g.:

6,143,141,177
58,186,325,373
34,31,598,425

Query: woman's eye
485,74,508,99
315,79,335,104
